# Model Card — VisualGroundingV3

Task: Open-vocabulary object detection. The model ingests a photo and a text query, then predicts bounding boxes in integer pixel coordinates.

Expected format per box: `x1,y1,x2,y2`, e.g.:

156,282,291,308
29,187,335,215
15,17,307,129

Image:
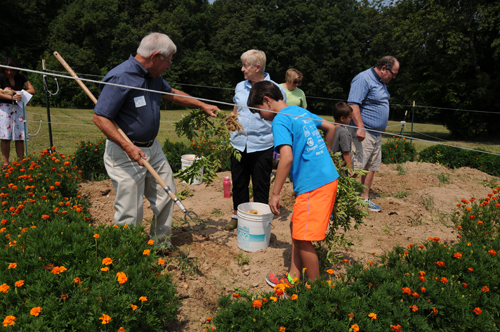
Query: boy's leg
289,221,320,282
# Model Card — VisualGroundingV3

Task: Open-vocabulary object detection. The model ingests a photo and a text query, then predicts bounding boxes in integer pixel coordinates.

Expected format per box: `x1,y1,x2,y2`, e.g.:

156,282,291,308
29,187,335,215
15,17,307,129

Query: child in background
246,81,339,286
332,102,355,176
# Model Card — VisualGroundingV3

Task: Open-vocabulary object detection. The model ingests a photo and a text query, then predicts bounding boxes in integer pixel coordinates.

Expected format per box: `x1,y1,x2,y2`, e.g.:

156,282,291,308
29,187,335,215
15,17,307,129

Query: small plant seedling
177,187,194,200
396,164,407,175
437,173,450,184
170,246,199,275
422,195,434,212
211,208,224,217
235,252,250,266
394,191,410,199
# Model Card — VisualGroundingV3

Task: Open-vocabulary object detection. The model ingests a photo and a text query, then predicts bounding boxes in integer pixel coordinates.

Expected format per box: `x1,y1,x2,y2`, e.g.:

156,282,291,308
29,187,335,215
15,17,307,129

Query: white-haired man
93,32,219,249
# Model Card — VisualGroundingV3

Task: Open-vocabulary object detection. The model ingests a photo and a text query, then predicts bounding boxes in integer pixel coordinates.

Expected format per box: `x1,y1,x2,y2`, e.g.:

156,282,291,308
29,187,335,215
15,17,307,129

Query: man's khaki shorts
348,128,382,171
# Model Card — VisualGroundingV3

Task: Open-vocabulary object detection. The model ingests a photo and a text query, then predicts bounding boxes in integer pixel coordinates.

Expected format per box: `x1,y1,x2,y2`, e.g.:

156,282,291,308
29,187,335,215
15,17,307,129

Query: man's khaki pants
104,139,176,242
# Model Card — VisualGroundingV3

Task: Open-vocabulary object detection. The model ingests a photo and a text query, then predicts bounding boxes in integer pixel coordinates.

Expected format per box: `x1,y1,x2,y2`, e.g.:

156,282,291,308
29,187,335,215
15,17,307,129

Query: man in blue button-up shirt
93,33,219,249
348,56,399,212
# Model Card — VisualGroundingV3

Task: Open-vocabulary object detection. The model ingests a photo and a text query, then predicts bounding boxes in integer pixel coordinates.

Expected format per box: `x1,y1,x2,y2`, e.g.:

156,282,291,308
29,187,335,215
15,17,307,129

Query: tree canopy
1,0,499,138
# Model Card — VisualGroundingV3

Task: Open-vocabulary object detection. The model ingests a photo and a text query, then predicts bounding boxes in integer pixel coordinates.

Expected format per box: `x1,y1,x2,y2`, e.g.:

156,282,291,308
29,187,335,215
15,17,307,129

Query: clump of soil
80,162,498,331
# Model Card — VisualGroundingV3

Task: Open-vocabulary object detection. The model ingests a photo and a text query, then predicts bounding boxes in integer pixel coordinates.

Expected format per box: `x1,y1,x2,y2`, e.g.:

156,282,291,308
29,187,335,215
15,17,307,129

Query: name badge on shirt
134,96,146,108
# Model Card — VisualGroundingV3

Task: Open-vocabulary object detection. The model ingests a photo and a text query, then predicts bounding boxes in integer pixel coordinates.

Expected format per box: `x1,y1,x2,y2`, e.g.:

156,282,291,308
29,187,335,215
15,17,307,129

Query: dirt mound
80,162,498,331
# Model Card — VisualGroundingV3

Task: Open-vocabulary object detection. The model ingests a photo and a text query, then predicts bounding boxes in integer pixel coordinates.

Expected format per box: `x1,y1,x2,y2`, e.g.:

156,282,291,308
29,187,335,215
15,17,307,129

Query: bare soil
80,162,498,331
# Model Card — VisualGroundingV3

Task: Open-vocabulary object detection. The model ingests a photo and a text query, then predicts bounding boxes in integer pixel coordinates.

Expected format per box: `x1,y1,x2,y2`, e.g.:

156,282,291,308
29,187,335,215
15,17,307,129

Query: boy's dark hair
247,81,284,111
332,102,353,120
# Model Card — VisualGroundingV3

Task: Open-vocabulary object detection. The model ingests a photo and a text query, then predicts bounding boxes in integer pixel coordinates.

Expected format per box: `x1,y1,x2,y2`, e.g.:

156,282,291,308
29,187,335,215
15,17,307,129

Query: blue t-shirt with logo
272,106,338,196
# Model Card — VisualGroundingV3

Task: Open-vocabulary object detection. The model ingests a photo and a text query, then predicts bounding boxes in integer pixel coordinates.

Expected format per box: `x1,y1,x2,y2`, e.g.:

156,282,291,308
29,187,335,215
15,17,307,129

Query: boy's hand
269,193,281,216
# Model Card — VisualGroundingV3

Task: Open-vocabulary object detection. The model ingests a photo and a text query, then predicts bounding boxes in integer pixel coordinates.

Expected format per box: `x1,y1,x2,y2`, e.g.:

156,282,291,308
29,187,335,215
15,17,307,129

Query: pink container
223,177,231,198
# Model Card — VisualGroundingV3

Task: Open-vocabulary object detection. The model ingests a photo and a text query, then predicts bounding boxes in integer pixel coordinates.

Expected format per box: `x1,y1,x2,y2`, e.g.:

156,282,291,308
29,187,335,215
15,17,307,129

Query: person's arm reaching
269,145,292,216
164,88,219,117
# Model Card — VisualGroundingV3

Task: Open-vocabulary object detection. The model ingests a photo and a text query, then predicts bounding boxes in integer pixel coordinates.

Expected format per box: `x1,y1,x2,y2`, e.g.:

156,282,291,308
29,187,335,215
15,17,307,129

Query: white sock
232,214,238,219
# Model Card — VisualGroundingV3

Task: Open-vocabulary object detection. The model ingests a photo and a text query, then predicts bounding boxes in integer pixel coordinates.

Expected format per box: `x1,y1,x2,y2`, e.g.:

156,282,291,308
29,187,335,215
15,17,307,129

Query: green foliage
235,253,250,266
73,139,108,180
395,191,410,199
437,173,450,184
172,109,238,184
214,227,500,331
382,137,417,164
0,149,179,331
418,145,500,177
317,152,369,268
452,189,500,242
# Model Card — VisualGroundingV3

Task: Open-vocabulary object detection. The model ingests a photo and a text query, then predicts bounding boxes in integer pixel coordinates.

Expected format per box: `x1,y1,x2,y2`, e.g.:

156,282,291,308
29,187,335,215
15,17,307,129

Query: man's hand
356,128,366,142
202,104,219,117
269,193,281,216
123,143,147,166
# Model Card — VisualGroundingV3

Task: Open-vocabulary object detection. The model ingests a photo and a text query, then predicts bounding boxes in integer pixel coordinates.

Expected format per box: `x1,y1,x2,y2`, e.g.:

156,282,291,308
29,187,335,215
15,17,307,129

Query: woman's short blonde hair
285,69,303,86
240,50,266,73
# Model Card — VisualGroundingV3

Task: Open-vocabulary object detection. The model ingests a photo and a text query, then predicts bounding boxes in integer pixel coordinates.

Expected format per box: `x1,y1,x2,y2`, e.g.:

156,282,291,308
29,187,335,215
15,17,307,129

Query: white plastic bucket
237,202,274,252
181,154,203,185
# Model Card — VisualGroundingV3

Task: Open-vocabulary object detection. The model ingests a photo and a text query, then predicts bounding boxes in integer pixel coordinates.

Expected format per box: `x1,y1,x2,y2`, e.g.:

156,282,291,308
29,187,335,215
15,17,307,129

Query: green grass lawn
15,107,500,158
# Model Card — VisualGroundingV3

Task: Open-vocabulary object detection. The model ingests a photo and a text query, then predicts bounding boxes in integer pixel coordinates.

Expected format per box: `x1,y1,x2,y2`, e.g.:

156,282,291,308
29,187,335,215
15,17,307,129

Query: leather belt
132,140,154,148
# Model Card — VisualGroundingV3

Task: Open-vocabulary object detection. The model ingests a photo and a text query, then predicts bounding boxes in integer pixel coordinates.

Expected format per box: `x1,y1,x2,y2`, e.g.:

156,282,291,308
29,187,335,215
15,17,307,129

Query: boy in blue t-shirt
247,81,339,286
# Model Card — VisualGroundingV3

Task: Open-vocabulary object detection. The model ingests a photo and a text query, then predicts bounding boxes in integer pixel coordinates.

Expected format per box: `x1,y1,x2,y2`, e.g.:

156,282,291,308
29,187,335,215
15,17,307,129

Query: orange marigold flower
139,296,147,302
252,300,262,308
158,259,165,265
368,312,377,320
434,261,446,267
433,237,440,242
474,307,482,315
0,284,10,293
441,277,448,284
481,286,490,293
419,244,425,249
206,318,213,322
41,215,49,220
342,259,349,263
147,239,154,245
470,215,475,219
432,307,438,315
118,327,125,332
143,249,150,256
453,253,462,259
3,315,16,326
391,324,403,332
269,296,277,302
348,312,355,319
418,276,426,282
101,267,109,272
130,304,137,310
93,234,100,239
279,327,286,332
99,314,111,324
420,287,426,293
368,260,374,265
14,280,24,287
488,250,496,255
402,287,411,295
233,293,241,298
8,263,17,269
412,292,419,298
351,324,359,332
102,257,113,265
291,294,298,300
74,277,81,284
462,282,468,287
61,294,68,300
116,272,128,284
418,271,426,275
326,269,334,274
409,305,418,312
468,267,474,272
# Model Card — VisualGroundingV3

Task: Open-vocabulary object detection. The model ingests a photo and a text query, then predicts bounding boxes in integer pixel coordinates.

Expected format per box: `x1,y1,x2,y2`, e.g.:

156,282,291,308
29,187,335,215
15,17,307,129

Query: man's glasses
386,68,396,78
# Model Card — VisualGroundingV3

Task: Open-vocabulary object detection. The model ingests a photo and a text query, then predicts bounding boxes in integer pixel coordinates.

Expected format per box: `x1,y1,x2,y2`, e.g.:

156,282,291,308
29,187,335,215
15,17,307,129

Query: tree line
2,0,499,139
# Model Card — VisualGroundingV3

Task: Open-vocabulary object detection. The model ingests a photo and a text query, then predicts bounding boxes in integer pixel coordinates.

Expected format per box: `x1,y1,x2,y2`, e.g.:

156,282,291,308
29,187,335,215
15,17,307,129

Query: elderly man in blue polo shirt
93,32,219,249
348,56,399,212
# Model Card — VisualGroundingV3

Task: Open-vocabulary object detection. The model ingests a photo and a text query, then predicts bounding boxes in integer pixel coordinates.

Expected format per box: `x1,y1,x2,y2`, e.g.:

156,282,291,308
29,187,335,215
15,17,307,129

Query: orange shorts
291,180,338,241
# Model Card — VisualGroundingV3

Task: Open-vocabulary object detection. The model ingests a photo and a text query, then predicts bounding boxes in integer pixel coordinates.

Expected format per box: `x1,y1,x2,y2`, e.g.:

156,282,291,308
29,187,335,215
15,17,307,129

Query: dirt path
80,162,498,331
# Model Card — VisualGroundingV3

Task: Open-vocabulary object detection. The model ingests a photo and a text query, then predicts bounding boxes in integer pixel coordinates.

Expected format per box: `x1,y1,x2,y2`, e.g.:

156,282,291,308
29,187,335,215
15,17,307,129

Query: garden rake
53,51,201,229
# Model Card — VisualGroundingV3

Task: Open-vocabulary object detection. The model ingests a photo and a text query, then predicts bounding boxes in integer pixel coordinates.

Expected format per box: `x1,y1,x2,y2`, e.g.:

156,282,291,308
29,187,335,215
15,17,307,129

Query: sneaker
265,272,294,288
366,199,381,212
225,217,238,230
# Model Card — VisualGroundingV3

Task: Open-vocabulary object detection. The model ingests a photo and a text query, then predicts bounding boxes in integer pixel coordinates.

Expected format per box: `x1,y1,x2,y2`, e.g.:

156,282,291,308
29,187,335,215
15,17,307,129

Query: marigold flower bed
0,149,178,331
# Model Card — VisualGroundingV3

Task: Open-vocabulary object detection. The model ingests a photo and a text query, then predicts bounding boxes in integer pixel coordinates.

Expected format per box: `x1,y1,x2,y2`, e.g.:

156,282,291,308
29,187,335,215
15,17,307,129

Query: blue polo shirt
347,68,390,136
94,55,172,142
230,73,286,153
272,106,338,196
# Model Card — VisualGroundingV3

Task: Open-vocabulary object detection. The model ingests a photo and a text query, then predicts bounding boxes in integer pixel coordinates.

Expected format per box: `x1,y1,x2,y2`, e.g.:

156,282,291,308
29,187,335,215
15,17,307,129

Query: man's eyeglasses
386,67,396,78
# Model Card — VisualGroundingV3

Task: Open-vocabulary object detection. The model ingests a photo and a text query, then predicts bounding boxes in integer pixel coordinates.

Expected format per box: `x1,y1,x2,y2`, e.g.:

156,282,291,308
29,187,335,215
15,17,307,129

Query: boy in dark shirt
332,102,354,176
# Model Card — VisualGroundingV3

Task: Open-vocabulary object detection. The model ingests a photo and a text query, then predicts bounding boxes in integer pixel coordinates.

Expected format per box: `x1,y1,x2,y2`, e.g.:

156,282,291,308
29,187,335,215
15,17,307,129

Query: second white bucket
180,154,203,185
237,202,274,252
